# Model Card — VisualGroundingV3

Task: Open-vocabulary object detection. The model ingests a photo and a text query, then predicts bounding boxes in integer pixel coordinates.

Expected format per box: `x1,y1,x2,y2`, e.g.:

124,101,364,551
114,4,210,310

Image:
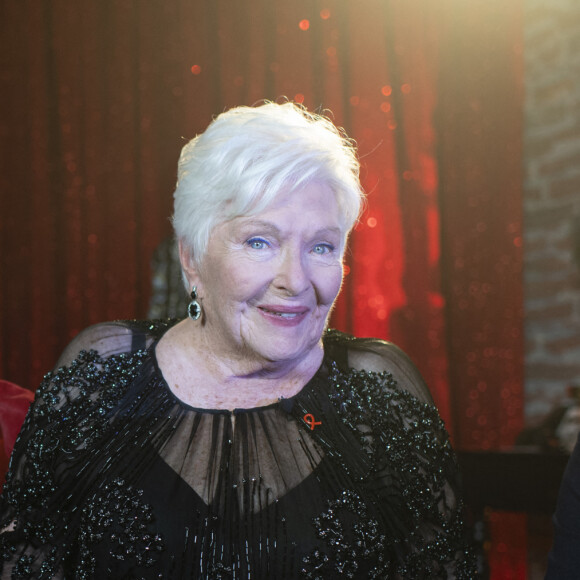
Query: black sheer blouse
0,320,475,579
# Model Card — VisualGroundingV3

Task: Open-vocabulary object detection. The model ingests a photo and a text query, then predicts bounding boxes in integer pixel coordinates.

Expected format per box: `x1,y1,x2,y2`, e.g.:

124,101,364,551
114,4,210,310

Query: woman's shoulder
54,318,180,369
323,329,433,404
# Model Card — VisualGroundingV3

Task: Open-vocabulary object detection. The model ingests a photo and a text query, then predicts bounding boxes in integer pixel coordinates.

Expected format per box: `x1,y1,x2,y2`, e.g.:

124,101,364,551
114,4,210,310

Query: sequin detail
76,478,165,578
297,359,474,579
1,345,150,578
0,321,476,578
302,490,389,579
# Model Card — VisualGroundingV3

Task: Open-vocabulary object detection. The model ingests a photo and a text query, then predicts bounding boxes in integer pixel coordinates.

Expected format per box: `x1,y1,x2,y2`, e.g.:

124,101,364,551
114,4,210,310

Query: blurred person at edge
0,101,475,578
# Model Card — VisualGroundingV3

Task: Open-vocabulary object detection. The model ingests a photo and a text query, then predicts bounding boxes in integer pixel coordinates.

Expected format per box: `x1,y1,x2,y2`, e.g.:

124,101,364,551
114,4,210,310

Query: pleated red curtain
0,0,523,451
0,1,526,576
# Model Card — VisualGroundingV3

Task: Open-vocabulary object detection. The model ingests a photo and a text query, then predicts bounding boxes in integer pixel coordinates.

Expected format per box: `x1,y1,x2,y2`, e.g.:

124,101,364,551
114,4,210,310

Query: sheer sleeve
0,321,150,579
54,320,148,368
344,337,435,404
337,336,474,577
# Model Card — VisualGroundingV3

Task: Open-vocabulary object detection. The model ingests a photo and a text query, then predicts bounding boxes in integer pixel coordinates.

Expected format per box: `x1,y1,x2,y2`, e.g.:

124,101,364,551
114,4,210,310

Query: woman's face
183,182,345,370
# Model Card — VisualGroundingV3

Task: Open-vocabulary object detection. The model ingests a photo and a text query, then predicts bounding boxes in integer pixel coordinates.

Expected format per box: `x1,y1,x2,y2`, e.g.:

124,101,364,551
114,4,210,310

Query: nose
274,247,310,296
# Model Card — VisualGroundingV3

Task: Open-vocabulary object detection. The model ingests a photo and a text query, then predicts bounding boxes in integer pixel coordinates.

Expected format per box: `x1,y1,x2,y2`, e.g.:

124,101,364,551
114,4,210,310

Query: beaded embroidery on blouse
0,321,476,579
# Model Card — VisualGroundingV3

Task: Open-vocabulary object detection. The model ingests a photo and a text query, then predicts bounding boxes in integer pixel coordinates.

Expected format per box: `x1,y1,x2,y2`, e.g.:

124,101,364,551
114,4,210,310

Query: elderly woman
0,102,474,578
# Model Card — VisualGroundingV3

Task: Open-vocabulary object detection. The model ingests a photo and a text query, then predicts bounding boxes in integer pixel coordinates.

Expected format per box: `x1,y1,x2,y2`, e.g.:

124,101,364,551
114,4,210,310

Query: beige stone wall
524,0,580,421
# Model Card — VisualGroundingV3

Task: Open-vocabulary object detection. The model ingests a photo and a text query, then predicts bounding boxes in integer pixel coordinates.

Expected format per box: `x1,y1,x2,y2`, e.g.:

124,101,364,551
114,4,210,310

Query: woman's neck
155,319,324,410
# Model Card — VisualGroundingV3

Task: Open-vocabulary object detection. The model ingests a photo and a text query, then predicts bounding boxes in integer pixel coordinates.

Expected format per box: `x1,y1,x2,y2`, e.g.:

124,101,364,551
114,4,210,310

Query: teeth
264,309,299,318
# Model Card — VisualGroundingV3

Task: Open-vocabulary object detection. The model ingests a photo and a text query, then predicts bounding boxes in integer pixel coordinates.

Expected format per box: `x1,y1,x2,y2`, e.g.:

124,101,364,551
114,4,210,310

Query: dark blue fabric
546,434,580,578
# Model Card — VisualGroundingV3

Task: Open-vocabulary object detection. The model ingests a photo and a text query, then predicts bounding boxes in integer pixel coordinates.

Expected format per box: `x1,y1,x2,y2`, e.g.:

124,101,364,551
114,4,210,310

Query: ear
178,239,201,290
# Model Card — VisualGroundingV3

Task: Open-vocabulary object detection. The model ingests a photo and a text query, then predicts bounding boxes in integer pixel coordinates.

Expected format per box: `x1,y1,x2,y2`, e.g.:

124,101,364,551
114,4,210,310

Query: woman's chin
233,309,328,366
258,332,323,366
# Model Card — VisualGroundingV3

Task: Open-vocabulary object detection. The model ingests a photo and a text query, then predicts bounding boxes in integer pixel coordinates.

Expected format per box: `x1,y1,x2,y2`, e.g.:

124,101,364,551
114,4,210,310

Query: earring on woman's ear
187,286,202,321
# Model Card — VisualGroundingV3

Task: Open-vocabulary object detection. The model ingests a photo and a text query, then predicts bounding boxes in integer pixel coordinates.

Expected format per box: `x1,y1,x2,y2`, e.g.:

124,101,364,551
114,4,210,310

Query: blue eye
312,243,334,255
247,237,269,250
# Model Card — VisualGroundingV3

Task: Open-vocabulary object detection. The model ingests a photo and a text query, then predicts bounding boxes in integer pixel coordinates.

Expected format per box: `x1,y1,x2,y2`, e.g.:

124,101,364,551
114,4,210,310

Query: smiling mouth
258,307,307,319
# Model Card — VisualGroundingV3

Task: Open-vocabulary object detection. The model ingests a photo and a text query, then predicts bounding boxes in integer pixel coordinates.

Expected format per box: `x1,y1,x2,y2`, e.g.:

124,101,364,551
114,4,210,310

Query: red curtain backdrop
0,3,524,572
1,0,524,575
0,0,524,444
0,0,523,449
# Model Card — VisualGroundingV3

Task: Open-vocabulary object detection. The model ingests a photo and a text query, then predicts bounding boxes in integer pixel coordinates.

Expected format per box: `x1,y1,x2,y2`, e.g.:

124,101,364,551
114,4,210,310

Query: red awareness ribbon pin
303,413,322,430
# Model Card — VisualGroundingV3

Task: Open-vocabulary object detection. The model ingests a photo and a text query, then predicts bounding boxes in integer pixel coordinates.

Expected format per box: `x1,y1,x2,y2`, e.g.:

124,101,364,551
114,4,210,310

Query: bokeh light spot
320,9,331,20
380,102,391,113
299,19,310,31
294,93,305,104
191,65,201,75
367,217,377,228
401,83,411,93
381,85,392,96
